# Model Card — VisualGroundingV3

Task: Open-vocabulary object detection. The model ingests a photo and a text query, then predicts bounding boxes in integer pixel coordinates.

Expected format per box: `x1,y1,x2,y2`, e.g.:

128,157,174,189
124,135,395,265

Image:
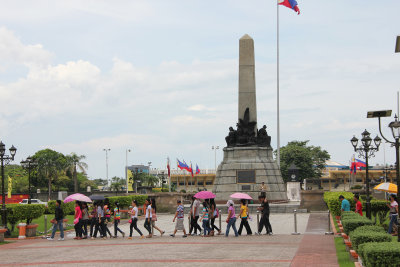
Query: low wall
300,190,327,211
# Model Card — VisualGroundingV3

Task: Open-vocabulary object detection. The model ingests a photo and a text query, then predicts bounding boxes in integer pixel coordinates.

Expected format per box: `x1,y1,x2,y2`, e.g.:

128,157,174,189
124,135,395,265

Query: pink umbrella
194,191,216,199
64,193,92,203
230,192,253,200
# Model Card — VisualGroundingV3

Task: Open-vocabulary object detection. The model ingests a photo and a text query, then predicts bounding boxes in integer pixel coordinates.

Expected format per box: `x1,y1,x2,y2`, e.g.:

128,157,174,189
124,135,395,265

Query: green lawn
6,214,75,238
334,237,355,267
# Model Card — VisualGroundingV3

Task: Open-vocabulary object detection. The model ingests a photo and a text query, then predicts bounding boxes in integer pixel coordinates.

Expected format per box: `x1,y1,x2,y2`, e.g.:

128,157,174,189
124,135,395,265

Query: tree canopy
277,140,330,182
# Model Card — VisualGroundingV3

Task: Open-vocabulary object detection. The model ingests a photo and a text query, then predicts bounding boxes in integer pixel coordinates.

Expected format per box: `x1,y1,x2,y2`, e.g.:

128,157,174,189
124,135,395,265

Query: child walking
170,200,187,238
200,201,211,237
113,202,125,238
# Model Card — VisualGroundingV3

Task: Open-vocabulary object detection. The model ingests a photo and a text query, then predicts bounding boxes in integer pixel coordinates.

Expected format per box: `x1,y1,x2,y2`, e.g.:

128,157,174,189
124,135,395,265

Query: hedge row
323,191,355,216
0,204,45,226
46,201,75,216
324,192,390,218
341,212,373,235
358,242,400,267
349,228,391,250
107,195,148,209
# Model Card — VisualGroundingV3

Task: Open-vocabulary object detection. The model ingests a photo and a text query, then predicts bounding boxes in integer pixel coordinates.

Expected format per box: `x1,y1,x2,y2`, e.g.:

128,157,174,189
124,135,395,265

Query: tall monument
214,34,287,201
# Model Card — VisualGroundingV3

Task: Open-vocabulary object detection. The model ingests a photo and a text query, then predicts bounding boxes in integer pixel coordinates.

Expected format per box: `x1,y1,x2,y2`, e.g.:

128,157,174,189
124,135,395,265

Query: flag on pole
278,0,300,14
350,156,357,174
190,162,194,177
196,164,200,175
355,159,366,168
167,157,171,177
7,176,12,198
177,159,190,172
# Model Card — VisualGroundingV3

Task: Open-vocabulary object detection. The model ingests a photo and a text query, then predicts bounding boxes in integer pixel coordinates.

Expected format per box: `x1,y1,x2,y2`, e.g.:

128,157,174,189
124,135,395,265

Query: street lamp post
0,142,17,230
103,149,110,188
369,111,400,241
350,130,381,219
211,146,219,172
125,149,131,194
20,156,37,205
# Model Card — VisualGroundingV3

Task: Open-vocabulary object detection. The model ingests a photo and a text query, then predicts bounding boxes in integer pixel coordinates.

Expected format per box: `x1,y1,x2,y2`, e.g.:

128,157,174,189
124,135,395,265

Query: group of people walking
47,195,273,241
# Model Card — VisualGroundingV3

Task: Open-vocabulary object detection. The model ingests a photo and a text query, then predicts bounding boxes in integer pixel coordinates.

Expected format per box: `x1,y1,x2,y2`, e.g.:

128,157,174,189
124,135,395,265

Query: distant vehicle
19,199,48,207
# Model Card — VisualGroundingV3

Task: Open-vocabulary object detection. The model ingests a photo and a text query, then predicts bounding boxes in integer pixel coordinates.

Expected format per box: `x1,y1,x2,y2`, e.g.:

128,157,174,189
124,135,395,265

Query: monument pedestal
286,182,301,201
214,146,287,201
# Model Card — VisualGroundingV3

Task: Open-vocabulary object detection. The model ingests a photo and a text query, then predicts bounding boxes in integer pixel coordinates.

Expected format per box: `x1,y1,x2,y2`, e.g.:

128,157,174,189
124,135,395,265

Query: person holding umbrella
73,201,83,240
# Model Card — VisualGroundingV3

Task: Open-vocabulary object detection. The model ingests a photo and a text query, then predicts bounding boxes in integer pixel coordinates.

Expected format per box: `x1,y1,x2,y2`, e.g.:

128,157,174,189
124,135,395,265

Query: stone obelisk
214,34,287,202
238,34,257,134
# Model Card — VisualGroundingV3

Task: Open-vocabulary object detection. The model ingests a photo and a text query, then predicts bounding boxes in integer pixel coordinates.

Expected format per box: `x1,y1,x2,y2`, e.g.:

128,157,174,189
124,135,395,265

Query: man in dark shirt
256,195,273,235
48,200,65,241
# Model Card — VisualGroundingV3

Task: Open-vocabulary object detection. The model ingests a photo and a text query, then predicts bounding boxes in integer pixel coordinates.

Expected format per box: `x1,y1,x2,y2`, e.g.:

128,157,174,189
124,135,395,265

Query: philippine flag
196,164,200,175
177,159,189,171
278,0,300,15
355,159,367,168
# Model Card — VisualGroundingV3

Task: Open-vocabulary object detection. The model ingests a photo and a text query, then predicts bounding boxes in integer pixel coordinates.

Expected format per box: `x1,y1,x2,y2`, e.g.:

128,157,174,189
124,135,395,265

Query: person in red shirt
354,194,363,216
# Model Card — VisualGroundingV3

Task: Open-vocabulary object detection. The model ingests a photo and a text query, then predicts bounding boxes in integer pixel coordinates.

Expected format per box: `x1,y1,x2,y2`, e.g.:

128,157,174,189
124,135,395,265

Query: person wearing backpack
209,199,221,235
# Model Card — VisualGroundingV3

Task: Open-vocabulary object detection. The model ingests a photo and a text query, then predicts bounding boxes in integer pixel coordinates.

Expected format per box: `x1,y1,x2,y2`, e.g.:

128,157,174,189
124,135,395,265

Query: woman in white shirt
128,200,144,239
144,199,153,238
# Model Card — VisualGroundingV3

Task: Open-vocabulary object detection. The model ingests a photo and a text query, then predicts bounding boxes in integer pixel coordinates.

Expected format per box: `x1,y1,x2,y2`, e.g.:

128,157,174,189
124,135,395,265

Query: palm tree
66,153,88,193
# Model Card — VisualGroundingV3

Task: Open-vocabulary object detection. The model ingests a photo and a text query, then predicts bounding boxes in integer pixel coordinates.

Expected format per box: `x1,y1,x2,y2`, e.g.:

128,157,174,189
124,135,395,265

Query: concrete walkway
0,213,339,267
290,213,338,267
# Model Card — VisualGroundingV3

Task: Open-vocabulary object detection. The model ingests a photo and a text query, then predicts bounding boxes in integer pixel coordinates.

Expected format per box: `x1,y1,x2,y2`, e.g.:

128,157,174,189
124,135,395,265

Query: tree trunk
48,176,52,201
74,164,78,193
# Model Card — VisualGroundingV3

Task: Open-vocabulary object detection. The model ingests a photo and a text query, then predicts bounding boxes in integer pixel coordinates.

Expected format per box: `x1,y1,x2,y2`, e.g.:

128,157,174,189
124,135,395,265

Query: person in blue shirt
339,195,350,212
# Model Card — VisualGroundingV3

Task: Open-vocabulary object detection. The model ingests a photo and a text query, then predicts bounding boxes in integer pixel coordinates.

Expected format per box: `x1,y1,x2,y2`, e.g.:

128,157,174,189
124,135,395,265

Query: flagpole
276,1,281,168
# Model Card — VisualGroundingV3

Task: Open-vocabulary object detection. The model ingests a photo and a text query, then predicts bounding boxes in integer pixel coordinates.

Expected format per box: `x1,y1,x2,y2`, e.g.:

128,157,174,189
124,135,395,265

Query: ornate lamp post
0,141,17,230
369,113,400,241
21,157,37,204
350,130,381,219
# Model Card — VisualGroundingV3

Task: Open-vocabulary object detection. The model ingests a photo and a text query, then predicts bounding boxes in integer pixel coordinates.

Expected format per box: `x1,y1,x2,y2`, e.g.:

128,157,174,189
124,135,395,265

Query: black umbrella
89,195,105,201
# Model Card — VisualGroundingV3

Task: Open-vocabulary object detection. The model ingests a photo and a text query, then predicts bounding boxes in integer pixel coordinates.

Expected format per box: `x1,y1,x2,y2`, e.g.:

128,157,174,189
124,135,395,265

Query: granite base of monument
286,182,301,201
214,146,287,201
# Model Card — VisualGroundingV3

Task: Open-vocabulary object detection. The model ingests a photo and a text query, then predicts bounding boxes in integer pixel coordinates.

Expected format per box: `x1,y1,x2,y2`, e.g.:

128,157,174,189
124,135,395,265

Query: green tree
142,174,160,187
32,149,68,199
110,176,125,192
65,153,88,193
277,140,330,183
3,165,28,193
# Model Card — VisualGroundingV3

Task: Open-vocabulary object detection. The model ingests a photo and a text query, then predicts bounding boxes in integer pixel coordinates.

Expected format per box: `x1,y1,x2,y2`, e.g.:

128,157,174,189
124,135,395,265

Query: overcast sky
0,0,399,180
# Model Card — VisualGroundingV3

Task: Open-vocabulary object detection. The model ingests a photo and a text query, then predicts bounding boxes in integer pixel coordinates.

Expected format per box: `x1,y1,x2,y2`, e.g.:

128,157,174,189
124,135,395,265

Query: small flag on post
278,0,300,14
196,164,200,175
167,157,171,178
8,176,12,198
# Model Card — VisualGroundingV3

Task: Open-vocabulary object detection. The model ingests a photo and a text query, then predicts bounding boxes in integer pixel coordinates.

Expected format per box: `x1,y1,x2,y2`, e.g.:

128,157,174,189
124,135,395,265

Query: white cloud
0,27,53,70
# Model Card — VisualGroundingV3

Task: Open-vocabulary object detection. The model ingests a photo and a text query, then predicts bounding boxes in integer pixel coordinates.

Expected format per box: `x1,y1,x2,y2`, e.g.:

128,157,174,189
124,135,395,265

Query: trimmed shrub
152,188,162,193
351,225,386,233
342,216,373,235
358,242,400,267
341,211,361,220
323,191,355,216
349,229,391,251
1,204,45,229
107,195,148,209
47,201,75,216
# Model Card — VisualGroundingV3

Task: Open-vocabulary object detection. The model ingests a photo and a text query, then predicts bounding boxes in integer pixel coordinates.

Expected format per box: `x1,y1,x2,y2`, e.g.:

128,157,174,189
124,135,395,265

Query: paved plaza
0,213,338,266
